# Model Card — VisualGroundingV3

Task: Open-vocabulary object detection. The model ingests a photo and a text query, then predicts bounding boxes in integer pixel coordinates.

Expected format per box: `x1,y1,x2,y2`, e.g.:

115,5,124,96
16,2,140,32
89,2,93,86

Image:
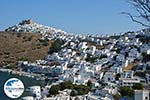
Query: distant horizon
0,0,145,34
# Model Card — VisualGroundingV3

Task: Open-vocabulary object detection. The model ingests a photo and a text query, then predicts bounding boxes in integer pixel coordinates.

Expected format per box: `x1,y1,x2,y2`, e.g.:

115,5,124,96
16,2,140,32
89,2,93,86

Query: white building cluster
6,20,150,100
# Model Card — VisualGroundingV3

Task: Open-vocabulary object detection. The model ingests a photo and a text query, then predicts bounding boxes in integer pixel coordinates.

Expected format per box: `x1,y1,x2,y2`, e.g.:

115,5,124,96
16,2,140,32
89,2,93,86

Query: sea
0,71,45,100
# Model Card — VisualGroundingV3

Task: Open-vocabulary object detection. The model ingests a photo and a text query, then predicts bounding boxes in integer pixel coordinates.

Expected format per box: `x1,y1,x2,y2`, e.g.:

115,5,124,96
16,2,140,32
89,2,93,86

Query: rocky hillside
0,31,52,68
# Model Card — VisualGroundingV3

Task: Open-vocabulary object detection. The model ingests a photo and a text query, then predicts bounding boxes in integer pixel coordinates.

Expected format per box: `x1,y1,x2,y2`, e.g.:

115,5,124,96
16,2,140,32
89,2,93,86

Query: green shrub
59,81,73,90
113,93,121,100
70,89,78,96
85,56,99,63
49,85,60,96
49,81,90,96
49,39,64,54
132,83,143,90
115,73,121,80
39,39,49,46
87,80,92,90
119,86,134,97
142,52,150,62
19,56,28,61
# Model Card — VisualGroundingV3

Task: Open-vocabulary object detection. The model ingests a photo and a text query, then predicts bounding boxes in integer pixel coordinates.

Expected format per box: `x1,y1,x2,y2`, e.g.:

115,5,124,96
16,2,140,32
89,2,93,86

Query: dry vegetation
0,32,52,68
123,62,139,71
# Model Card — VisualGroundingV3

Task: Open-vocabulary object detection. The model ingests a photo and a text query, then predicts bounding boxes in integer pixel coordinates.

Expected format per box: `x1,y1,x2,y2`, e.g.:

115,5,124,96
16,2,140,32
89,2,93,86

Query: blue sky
0,0,144,34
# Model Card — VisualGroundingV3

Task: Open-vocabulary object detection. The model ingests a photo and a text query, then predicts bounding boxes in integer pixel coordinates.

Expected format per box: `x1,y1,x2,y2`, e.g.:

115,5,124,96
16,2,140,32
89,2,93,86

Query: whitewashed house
134,90,149,100
121,70,134,79
103,72,115,82
119,77,140,86
146,73,150,83
27,86,41,100
94,72,104,80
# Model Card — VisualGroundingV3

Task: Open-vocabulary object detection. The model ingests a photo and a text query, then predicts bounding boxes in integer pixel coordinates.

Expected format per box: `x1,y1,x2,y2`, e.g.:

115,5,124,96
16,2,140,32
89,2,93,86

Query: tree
48,39,64,54
87,80,92,90
142,52,150,63
113,93,121,100
119,86,134,97
48,81,90,96
132,83,144,90
122,0,150,27
115,73,121,81
70,89,78,96
49,85,60,95
74,85,90,95
59,81,73,90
